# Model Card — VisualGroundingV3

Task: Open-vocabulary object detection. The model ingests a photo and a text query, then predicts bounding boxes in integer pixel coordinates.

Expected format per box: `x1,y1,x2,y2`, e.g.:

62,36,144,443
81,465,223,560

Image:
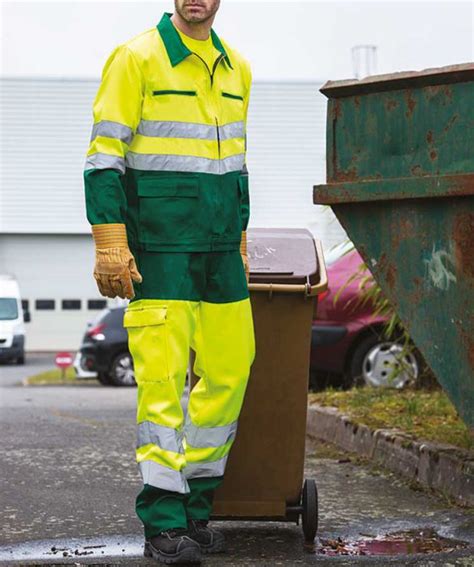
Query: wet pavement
0,360,473,565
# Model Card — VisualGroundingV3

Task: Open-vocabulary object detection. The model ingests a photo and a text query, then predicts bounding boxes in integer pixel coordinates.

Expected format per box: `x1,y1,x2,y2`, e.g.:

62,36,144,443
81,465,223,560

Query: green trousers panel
185,477,224,522
136,485,187,538
136,477,224,538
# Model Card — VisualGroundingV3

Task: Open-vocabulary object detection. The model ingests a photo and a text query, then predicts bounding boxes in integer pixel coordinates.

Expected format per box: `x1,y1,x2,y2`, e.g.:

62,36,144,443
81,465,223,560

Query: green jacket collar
157,12,233,69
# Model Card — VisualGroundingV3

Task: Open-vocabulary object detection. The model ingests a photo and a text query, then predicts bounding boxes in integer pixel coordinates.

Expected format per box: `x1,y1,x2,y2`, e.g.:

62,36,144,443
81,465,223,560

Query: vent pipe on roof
352,45,378,79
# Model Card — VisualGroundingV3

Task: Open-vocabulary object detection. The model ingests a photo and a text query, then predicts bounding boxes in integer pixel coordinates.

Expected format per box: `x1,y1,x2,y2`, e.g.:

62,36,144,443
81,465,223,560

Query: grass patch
26,366,80,385
310,387,473,451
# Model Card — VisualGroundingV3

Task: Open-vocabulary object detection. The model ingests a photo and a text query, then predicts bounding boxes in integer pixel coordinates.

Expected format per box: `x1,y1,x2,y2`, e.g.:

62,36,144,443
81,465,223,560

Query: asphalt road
0,352,57,387
0,358,473,566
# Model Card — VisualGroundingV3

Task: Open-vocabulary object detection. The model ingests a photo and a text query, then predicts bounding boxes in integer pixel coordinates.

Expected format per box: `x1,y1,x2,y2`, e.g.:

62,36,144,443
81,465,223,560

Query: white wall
0,234,122,350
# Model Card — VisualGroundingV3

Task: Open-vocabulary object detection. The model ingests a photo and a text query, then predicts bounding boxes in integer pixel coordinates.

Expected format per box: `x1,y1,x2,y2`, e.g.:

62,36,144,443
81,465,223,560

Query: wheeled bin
314,64,474,428
190,228,327,543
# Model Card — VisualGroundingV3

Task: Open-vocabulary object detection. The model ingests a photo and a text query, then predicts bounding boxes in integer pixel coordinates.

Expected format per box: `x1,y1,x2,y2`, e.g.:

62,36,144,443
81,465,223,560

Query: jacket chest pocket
220,91,245,124
137,176,206,248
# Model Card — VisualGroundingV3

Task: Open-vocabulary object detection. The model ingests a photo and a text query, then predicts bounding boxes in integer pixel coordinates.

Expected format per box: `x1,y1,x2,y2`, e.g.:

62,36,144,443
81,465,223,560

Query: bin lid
248,228,320,286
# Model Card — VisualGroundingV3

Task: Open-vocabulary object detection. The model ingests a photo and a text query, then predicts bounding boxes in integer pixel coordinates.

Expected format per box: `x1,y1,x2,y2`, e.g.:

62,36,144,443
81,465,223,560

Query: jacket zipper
215,117,221,159
191,52,224,87
191,52,225,164
210,55,225,164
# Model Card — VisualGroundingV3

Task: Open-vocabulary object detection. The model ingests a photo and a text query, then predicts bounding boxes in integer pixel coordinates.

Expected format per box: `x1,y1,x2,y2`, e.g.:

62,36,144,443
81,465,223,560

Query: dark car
76,307,135,386
310,242,420,390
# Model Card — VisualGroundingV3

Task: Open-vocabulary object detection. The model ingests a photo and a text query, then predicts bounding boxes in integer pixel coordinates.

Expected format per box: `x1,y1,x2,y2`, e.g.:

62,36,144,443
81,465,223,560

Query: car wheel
109,352,136,387
16,355,25,365
97,372,111,386
346,333,419,388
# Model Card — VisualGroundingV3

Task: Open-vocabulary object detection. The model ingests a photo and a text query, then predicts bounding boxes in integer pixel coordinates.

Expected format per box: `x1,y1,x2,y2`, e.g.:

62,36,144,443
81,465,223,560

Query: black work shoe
188,519,226,554
144,528,201,564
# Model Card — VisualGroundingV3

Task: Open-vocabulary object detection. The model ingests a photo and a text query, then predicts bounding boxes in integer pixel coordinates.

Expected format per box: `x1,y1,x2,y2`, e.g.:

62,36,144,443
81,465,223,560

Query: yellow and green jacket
84,12,252,252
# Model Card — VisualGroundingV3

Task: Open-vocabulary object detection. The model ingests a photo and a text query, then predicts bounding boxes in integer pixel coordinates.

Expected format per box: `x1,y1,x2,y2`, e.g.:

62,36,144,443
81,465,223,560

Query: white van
0,274,29,364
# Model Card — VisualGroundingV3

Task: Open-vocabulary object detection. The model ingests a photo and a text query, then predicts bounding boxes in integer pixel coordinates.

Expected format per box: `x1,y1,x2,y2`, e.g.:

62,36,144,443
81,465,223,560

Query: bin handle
248,239,328,297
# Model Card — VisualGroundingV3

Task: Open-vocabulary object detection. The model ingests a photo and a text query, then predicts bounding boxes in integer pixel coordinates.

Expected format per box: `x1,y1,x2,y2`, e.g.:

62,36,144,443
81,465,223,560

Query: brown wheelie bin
190,227,327,543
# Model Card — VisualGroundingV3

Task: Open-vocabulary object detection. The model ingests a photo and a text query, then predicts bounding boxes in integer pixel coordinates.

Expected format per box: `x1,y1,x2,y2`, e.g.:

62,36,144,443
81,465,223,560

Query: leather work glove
240,230,250,284
92,224,142,299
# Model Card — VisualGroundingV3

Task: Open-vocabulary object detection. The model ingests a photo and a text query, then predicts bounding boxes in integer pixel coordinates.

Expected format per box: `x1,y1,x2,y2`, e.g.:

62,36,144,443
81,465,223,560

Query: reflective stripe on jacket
84,12,252,252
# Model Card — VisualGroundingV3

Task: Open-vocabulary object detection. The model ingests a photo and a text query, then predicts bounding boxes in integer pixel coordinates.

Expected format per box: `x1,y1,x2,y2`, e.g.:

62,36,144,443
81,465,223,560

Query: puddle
318,528,469,556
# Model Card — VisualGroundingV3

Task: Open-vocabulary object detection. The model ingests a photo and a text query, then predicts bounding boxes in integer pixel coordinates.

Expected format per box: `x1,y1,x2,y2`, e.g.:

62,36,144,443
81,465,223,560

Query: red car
310,242,420,390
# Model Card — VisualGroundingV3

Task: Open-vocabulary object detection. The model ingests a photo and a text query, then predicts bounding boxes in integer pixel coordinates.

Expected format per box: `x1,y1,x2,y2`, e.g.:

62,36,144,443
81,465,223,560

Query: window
21,299,29,311
0,298,19,320
62,299,81,310
87,299,107,310
35,299,55,310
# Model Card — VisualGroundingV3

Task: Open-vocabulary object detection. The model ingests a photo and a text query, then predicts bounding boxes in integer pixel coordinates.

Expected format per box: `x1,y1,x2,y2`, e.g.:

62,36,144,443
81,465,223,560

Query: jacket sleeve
239,63,252,232
83,45,144,226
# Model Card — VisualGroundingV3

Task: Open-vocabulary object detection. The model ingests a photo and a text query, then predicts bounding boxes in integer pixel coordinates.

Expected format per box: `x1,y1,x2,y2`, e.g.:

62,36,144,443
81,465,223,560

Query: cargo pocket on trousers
123,306,170,383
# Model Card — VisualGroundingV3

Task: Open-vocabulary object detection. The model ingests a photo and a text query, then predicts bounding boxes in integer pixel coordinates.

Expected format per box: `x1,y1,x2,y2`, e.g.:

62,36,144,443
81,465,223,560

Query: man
83,0,255,564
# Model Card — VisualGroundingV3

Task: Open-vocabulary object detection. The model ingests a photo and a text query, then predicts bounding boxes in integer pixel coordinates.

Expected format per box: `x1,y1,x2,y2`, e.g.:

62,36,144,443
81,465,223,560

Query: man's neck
171,12,214,40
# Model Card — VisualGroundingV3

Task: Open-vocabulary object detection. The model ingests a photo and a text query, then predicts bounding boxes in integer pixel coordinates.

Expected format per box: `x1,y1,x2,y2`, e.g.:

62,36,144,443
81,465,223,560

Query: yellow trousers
124,297,255,494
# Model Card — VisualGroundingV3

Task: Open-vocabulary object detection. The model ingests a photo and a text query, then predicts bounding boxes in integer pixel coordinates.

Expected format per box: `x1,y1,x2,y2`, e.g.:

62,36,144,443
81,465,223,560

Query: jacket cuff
92,223,128,248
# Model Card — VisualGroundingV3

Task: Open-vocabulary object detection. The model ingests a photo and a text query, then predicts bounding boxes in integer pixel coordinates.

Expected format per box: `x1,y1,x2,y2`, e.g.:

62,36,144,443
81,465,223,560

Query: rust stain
354,96,361,108
335,167,358,182
410,165,424,176
391,217,416,250
443,85,453,101
426,130,434,144
385,99,398,111
430,150,438,161
425,85,443,98
377,253,388,274
333,99,342,119
400,218,415,238
468,336,474,372
452,212,474,279
424,84,453,103
444,174,474,198
385,263,397,291
409,276,424,304
443,114,459,133
455,321,474,373
405,91,417,118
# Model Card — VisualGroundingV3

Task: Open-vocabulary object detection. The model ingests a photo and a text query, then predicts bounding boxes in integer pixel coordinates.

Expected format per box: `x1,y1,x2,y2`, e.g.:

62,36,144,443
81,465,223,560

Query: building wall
0,234,124,351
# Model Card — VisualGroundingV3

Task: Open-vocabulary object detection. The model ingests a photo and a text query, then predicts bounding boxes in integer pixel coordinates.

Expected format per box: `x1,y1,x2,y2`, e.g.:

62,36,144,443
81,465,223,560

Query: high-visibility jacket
84,12,252,253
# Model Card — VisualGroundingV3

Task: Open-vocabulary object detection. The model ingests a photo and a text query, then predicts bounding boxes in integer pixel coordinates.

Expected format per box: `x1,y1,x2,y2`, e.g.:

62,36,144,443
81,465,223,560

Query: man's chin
180,6,213,23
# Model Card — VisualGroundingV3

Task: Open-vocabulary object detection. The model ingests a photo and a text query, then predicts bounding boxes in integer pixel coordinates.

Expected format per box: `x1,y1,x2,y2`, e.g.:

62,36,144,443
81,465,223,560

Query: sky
1,0,473,82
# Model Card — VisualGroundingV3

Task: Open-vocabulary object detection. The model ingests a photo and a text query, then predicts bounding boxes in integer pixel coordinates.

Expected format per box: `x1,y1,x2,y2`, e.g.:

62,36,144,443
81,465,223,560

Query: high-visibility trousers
124,250,255,536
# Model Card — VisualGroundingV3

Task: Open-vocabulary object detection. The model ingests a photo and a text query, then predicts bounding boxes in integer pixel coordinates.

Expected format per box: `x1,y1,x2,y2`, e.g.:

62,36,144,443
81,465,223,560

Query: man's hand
92,224,142,299
240,231,250,284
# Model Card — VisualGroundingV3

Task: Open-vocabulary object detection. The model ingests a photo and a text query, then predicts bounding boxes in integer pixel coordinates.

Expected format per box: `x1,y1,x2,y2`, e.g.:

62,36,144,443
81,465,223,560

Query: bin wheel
301,478,318,544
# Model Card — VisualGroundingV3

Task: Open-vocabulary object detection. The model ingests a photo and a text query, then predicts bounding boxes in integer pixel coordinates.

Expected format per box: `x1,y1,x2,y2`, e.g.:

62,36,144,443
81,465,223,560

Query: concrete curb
307,404,474,507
